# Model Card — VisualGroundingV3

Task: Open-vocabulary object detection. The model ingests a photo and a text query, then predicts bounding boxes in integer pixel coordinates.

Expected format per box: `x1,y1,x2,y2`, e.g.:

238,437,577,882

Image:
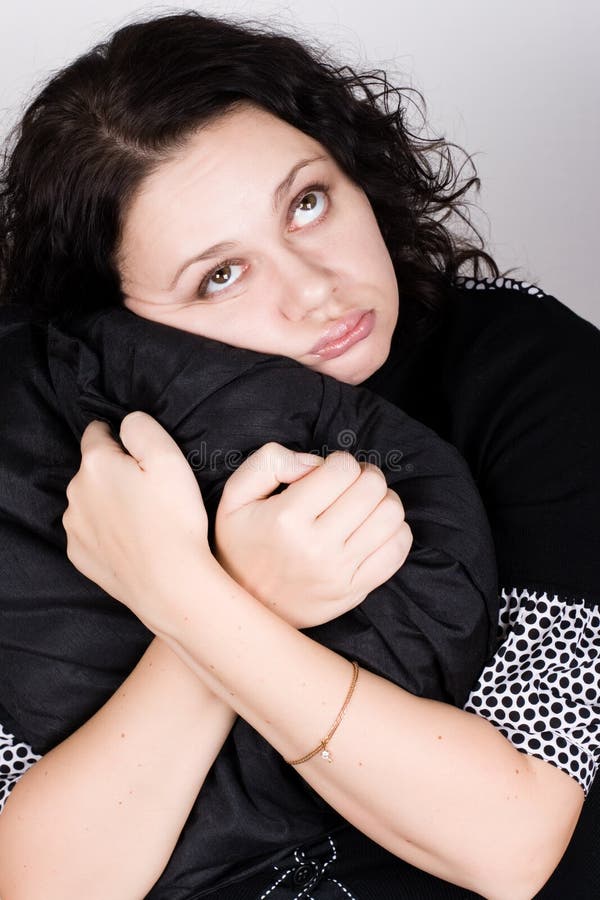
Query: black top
358,275,600,899
365,276,600,604
0,296,497,894
1,275,599,898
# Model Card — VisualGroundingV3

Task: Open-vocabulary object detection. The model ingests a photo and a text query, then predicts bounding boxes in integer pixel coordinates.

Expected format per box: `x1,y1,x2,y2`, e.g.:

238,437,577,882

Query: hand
62,412,216,631
215,443,412,628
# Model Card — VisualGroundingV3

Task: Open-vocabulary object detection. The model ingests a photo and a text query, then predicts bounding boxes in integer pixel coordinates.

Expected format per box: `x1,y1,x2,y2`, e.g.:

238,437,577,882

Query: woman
0,11,598,899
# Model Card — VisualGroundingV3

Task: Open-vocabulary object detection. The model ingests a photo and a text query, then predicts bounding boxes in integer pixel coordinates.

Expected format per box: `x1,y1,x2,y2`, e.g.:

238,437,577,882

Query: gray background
2,1,598,327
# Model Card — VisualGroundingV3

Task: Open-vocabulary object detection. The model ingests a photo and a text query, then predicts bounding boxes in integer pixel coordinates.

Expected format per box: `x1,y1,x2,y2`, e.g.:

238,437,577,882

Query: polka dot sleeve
0,722,41,813
465,587,600,794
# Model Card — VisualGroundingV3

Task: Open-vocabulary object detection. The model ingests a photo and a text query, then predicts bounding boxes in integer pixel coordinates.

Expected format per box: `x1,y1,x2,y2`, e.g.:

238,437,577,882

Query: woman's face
119,104,399,385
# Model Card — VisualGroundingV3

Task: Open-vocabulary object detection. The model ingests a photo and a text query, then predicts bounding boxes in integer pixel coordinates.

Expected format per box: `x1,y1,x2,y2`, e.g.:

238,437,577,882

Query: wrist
154,561,301,683
138,552,227,638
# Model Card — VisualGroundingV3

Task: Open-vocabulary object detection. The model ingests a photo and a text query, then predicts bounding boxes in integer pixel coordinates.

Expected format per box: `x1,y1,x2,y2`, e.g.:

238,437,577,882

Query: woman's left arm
63,412,582,900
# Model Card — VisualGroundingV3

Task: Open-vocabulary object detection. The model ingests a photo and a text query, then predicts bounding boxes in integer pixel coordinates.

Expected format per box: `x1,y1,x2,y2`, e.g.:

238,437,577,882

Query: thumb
119,411,183,470
219,442,322,512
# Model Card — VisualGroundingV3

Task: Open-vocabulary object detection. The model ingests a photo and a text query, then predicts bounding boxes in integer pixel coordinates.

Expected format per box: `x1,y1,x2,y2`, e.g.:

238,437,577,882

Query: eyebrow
167,154,327,290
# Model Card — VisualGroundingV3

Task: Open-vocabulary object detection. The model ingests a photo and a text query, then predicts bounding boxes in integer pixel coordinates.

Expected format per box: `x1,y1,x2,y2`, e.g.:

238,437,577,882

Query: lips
308,310,376,361
309,310,371,354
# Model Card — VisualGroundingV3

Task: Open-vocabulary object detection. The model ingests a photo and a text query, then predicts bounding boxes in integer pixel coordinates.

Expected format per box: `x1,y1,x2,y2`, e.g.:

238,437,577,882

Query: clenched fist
215,443,413,628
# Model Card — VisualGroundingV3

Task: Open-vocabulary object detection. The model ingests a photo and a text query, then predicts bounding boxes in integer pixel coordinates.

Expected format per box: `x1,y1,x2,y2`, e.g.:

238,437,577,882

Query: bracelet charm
286,661,359,767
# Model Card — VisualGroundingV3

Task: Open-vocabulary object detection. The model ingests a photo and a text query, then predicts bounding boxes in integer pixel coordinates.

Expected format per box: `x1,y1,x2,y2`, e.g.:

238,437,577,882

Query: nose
276,247,340,322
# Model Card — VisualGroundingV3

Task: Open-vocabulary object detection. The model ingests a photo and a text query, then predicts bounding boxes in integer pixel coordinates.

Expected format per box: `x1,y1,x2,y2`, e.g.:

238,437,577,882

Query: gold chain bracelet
286,660,360,766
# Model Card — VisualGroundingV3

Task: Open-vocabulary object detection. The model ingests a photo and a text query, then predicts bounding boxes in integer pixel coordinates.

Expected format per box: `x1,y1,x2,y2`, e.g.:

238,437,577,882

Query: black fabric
362,279,600,898
0,302,497,896
364,280,600,606
192,823,484,899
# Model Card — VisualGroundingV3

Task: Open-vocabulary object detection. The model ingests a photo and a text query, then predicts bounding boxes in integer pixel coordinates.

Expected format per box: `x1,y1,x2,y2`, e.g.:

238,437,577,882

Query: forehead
119,105,327,280
136,105,323,211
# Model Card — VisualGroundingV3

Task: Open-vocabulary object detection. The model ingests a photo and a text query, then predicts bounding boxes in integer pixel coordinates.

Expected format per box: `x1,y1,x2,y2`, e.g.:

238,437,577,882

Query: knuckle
375,501,391,525
360,466,388,497
61,508,70,532
326,451,361,477
252,441,289,474
274,504,297,533
259,441,285,459
387,485,402,501
376,493,401,522
80,444,105,475
385,489,405,516
237,442,278,471
120,410,143,429
397,521,413,550
360,460,385,478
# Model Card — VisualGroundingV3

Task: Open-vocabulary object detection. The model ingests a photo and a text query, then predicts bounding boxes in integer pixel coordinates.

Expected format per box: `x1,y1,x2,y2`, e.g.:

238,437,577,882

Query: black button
292,861,319,886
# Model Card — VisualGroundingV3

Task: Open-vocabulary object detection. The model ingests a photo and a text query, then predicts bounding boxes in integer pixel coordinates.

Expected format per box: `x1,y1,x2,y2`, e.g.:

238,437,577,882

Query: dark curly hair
0,10,499,335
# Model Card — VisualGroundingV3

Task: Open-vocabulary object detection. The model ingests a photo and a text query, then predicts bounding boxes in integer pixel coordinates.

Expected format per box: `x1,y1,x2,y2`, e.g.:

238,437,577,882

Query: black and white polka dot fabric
465,586,600,794
0,722,41,813
453,275,600,791
454,273,547,297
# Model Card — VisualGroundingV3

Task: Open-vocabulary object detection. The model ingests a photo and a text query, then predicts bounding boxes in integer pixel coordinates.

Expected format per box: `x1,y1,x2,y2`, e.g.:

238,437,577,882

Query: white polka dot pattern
454,274,547,297
465,587,600,794
0,722,41,813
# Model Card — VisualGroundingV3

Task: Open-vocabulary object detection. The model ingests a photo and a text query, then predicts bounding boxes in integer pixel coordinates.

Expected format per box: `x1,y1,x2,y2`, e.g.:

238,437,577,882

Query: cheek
185,303,279,349
341,210,392,276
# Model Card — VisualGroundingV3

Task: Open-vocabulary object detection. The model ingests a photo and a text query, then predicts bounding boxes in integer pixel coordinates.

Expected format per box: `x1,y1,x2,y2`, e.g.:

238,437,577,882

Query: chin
341,369,368,386
348,345,388,385
312,336,387,385
332,360,377,386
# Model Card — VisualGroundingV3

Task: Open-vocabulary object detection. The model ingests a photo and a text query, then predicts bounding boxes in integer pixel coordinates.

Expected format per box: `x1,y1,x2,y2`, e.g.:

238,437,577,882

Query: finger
119,411,183,470
351,523,413,595
344,490,407,560
282,451,363,519
219,442,323,513
80,419,124,457
315,463,388,539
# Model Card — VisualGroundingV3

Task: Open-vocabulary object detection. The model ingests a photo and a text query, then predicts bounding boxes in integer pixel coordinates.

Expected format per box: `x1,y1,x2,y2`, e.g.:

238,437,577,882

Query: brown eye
212,265,233,284
298,191,318,211
291,185,328,227
197,261,245,299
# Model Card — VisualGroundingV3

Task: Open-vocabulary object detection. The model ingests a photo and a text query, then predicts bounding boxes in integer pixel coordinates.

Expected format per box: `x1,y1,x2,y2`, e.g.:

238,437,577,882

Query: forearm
158,562,583,900
0,637,236,900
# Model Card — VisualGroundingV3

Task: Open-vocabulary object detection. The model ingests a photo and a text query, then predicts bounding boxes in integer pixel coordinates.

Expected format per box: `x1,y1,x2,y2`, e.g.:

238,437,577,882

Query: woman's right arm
0,435,411,900
0,637,236,900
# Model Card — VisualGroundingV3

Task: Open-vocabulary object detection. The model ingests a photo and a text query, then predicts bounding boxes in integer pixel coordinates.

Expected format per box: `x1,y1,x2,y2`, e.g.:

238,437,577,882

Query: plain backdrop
1,0,598,326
